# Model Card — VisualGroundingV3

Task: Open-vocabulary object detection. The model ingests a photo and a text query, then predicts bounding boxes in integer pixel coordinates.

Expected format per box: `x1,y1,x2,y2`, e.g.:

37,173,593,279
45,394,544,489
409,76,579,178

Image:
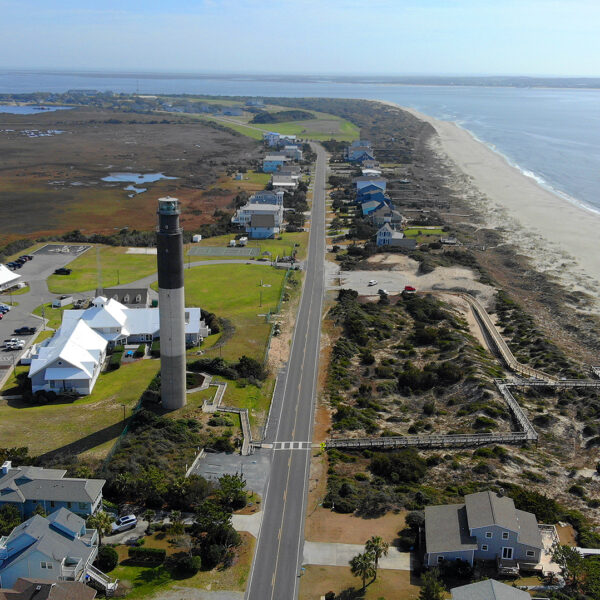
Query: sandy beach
386,103,600,305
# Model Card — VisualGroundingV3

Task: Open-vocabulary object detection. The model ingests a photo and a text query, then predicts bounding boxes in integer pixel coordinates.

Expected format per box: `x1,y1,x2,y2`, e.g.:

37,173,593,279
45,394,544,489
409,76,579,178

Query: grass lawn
108,531,254,598
0,359,159,457
196,109,359,142
244,170,271,186
189,232,308,261
176,263,286,363
300,565,421,600
403,227,445,238
33,302,73,330
0,285,30,297
47,245,157,294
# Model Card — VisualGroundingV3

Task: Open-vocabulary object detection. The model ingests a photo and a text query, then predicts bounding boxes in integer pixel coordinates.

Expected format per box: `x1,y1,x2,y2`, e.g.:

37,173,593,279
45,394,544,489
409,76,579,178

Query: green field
0,359,160,457
190,232,308,261
47,246,157,294
173,263,287,363
33,302,73,330
196,107,359,142
107,531,254,598
403,227,445,237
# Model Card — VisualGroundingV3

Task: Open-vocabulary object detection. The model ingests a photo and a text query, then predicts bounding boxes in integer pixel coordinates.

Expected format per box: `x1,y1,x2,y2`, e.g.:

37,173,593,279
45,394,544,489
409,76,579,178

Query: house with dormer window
0,509,117,595
424,491,543,571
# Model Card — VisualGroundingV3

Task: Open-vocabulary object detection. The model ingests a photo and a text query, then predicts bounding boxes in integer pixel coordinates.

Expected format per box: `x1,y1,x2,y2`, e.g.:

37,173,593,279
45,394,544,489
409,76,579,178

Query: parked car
378,289,389,295
111,514,137,533
14,326,36,335
367,279,378,286
0,307,10,314
54,267,72,275
0,303,11,311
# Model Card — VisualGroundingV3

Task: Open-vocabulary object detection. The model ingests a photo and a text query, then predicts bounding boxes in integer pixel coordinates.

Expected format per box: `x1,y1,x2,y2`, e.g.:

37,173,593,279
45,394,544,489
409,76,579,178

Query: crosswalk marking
271,441,313,450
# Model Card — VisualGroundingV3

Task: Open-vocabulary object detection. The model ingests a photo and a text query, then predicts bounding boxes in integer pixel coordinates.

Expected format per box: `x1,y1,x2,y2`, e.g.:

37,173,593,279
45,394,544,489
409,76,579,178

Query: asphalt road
0,245,89,374
245,145,326,600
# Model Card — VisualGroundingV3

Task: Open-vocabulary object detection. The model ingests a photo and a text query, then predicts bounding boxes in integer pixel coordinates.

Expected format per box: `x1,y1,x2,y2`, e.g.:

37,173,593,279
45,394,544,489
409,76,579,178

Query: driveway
302,541,413,570
0,244,91,384
103,518,148,545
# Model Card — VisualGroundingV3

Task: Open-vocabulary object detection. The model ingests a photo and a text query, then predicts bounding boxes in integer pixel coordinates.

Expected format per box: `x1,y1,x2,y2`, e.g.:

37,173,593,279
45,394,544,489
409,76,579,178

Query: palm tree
349,551,376,590
365,535,389,578
87,510,114,545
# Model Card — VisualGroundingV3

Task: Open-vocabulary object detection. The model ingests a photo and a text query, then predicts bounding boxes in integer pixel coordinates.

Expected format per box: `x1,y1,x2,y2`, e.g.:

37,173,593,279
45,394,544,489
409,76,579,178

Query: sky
1,0,599,76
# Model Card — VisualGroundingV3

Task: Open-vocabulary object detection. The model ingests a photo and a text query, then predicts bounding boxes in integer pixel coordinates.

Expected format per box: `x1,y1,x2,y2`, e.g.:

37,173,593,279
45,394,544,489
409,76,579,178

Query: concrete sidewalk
232,512,262,538
303,541,413,570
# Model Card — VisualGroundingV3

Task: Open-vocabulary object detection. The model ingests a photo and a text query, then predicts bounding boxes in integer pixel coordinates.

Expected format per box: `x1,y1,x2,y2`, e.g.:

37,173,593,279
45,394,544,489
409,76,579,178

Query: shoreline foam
381,101,600,306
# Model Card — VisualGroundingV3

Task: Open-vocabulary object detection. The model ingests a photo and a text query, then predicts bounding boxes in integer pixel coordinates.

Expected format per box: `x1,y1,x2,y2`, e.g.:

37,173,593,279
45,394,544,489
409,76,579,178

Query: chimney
1,460,11,475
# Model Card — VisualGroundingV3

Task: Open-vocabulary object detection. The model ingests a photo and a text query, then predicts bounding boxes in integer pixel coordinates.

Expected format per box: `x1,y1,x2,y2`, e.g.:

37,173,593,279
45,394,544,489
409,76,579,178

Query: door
502,547,513,560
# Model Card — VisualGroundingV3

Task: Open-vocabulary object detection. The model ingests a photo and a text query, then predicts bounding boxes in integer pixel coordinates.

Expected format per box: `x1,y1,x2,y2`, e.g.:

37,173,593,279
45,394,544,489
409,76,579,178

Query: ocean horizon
1,70,599,216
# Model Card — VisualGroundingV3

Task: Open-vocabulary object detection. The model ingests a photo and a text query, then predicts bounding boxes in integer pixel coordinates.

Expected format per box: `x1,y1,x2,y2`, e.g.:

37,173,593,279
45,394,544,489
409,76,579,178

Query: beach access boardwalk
327,291,600,451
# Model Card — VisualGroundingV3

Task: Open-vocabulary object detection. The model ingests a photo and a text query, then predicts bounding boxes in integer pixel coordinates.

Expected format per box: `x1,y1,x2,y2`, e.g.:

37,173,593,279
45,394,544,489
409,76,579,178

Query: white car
111,514,137,533
367,280,378,286
4,339,24,349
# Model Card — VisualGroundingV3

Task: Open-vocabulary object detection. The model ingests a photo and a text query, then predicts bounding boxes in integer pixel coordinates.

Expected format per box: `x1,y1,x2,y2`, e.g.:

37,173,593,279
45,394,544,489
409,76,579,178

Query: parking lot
0,245,91,382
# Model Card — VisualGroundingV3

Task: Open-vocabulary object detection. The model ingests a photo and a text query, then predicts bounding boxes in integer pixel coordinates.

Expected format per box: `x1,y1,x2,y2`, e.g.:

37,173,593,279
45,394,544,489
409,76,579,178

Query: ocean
1,71,599,213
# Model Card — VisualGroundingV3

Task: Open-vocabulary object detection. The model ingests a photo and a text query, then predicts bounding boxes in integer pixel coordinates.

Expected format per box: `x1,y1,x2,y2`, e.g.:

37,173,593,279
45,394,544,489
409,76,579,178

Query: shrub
97,545,119,571
166,552,201,575
128,546,166,564
134,344,146,358
108,352,122,371
370,449,427,483
150,340,160,357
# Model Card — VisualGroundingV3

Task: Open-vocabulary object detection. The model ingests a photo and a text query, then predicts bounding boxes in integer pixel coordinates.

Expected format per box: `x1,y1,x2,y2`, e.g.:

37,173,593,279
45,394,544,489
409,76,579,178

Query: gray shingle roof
515,509,543,548
465,491,519,532
0,513,95,572
251,214,276,228
47,508,85,535
424,504,478,554
0,466,104,505
451,579,530,600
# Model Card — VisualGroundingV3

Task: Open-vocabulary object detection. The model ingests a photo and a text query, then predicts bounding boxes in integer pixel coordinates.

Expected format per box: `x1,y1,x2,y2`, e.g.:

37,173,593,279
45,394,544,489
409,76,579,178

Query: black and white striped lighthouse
156,197,186,410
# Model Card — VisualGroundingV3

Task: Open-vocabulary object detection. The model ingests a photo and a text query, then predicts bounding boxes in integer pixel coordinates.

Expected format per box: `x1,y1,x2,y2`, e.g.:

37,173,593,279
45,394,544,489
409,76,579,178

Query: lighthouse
156,197,186,410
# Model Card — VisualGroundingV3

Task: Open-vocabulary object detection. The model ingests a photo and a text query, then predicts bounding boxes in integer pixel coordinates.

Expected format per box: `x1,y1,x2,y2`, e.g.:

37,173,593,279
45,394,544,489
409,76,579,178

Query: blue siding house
0,462,104,518
0,508,118,593
262,155,288,173
424,491,544,573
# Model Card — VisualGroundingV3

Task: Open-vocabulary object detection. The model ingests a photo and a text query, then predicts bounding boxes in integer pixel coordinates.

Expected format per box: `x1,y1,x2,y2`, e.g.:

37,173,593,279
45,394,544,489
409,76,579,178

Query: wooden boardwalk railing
324,291,600,452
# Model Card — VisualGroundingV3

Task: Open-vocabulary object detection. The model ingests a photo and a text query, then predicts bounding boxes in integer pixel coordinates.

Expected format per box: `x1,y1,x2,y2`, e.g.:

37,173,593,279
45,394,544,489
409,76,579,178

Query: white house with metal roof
0,265,21,292
0,462,104,518
28,297,210,395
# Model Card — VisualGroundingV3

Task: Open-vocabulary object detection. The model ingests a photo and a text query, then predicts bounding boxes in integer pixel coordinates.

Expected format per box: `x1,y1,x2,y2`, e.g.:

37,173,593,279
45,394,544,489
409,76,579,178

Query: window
437,556,444,564
485,532,492,538
67,501,72,508
481,545,488,551
40,561,53,569
526,550,535,557
50,501,55,508
79,502,87,509
502,547,513,560
502,532,509,540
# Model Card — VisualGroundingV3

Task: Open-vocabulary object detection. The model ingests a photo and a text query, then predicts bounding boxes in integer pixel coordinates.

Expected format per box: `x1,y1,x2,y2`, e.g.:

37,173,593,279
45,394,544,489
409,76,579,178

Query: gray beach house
424,491,543,571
